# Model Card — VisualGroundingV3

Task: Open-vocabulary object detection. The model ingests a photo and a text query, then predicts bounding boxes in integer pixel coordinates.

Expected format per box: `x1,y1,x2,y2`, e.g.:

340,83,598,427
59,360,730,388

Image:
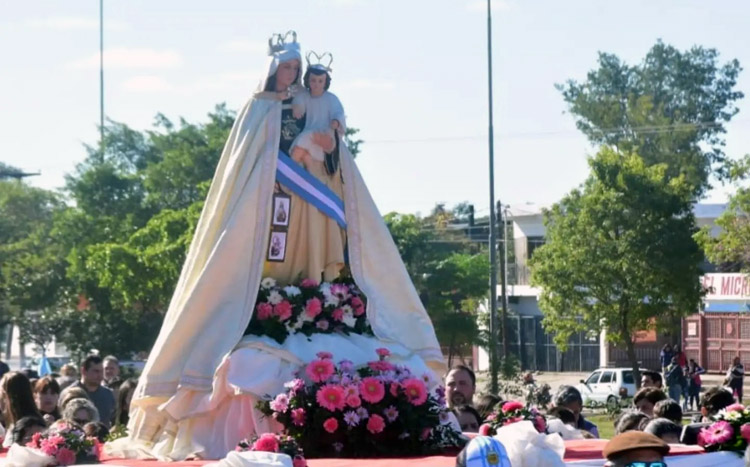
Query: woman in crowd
686,359,705,411
62,397,99,426
9,415,46,445
33,376,61,423
0,371,42,447
114,377,138,427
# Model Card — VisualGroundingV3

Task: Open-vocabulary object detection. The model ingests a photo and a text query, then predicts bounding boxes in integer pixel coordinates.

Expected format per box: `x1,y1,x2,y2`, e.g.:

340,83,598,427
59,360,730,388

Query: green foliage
558,40,743,195
530,147,704,385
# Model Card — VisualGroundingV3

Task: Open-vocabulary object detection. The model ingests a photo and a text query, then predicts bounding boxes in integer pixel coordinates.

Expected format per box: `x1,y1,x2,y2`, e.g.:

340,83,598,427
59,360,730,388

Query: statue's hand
313,132,335,153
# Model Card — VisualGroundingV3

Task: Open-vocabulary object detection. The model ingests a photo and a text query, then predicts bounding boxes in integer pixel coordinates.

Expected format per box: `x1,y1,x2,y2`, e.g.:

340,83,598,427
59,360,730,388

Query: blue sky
1,0,748,216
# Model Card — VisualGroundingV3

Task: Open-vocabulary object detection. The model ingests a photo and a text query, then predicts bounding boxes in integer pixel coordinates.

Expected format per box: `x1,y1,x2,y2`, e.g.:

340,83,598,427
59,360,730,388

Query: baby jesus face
308,73,327,97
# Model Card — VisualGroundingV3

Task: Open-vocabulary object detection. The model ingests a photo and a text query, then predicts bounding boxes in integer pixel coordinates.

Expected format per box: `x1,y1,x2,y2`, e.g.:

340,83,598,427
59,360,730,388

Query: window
585,371,601,385
600,371,613,383
622,371,634,384
527,237,545,259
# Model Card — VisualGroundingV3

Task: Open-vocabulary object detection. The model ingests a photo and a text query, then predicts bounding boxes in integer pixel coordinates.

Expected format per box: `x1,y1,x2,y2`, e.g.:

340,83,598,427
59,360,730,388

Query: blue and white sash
275,151,347,229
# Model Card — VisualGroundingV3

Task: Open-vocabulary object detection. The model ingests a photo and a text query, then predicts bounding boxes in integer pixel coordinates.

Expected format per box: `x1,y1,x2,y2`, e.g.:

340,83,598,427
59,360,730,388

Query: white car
576,367,643,409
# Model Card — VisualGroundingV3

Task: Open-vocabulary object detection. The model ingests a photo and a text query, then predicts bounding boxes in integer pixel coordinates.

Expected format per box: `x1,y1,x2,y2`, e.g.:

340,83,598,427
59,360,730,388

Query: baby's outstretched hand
293,105,305,119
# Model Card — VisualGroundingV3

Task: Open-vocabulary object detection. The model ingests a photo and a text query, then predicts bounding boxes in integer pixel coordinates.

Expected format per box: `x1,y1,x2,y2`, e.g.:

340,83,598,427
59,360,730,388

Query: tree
558,40,743,196
530,147,704,388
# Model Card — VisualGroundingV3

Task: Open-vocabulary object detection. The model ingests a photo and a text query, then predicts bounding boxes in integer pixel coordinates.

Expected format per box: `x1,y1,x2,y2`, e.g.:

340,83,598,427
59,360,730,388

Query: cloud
67,48,183,70
121,70,262,95
466,0,514,13
27,16,129,31
220,39,267,54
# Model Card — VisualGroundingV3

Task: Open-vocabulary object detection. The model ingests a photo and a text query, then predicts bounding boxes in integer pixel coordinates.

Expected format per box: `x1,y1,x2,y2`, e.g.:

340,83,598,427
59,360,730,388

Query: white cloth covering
205,451,293,467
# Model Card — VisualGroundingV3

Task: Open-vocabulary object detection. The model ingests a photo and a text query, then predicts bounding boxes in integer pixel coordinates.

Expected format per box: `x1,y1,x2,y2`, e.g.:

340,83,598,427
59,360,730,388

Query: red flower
27,431,42,448
402,378,428,406
293,456,307,467
351,297,365,316
346,395,362,408
306,359,335,383
253,433,280,452
741,423,750,442
323,417,339,433
375,348,390,358
305,298,322,318
359,377,386,404
332,308,344,321
316,351,333,360
389,382,400,397
533,415,547,433
366,414,386,434
316,384,347,411
273,301,293,321
300,278,319,288
256,302,273,320
368,361,395,372
501,401,524,413
291,408,306,426
55,447,76,466
478,424,493,436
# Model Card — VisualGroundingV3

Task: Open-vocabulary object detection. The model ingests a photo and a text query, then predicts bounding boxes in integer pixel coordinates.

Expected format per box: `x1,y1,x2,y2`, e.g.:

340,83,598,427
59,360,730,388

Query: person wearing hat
455,436,511,467
603,431,670,467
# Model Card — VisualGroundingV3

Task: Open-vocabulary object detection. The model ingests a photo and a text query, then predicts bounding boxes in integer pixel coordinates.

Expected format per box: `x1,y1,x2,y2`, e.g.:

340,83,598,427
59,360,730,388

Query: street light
486,0,499,394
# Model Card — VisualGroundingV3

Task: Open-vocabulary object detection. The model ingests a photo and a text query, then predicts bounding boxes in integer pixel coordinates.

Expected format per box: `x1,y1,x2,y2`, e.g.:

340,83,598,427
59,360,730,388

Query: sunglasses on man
624,462,666,467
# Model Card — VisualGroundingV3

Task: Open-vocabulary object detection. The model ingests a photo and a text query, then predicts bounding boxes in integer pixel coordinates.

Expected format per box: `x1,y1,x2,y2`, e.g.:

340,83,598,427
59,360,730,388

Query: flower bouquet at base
257,349,465,457
697,403,750,453
11,420,101,466
245,277,373,344
478,400,547,436
236,433,307,467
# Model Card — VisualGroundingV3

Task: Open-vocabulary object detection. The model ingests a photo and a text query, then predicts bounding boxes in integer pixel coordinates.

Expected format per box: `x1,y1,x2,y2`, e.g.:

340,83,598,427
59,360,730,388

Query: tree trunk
620,305,641,391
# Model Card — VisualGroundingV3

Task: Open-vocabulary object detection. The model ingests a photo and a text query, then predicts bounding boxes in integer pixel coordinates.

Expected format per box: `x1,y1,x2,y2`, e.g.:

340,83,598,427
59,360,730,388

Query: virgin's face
308,73,327,96
275,59,300,91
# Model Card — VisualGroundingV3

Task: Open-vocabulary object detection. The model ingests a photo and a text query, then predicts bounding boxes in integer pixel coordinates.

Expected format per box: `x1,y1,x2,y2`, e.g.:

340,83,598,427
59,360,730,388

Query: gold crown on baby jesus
306,51,333,73
267,30,299,55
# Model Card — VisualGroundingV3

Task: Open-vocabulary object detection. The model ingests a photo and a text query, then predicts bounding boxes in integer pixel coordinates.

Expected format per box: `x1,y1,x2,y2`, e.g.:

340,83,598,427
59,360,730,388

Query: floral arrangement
478,400,547,436
257,349,464,457
236,433,307,467
245,277,373,344
697,403,750,452
25,420,101,465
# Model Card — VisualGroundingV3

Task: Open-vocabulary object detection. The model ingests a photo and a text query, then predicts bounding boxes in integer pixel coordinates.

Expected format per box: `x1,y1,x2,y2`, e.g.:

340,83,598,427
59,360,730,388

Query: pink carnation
306,359,335,383
316,320,330,330
502,401,524,413
316,351,333,360
293,456,307,467
253,433,280,452
55,447,77,466
273,301,293,321
305,298,322,318
316,384,347,412
40,438,60,456
741,423,750,442
323,417,339,433
351,297,365,316
300,278,319,288
368,361,395,372
291,408,306,426
27,431,42,448
389,382,400,397
332,308,344,322
727,403,745,412
402,378,428,406
256,302,273,320
346,395,362,408
375,348,390,358
366,414,386,434
270,393,289,413
359,377,386,404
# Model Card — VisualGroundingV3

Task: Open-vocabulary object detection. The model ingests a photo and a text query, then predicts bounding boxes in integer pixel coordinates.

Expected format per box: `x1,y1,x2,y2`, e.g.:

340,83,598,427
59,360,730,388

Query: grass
586,414,616,440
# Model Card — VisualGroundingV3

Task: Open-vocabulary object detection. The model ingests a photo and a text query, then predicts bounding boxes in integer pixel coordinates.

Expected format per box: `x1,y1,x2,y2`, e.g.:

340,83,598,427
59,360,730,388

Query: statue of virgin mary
108,32,446,460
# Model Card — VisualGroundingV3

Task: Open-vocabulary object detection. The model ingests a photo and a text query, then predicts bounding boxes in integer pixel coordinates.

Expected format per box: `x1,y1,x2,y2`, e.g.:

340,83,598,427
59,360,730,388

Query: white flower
341,310,357,328
268,291,283,305
341,305,353,314
324,295,340,307
261,277,277,289
283,285,301,297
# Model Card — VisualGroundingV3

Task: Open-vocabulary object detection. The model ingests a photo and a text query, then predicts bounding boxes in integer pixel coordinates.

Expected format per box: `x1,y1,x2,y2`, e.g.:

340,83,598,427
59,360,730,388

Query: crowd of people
0,354,138,447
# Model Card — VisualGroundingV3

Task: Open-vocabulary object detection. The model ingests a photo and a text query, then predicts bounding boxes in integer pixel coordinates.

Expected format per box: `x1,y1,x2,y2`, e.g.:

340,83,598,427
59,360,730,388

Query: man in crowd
103,356,122,392
633,387,667,418
604,431,669,467
640,370,663,389
445,365,476,408
554,385,599,438
66,355,115,427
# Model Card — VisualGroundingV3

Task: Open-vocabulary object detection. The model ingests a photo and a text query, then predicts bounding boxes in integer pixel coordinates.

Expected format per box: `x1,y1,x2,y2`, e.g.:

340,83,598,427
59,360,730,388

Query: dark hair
615,411,650,435
448,365,476,387
554,385,583,407
701,386,735,415
662,344,672,351
84,421,110,442
548,406,576,425
263,61,302,92
634,387,667,406
644,417,682,441
11,415,46,445
641,370,663,387
453,404,482,429
82,355,103,371
34,376,61,395
303,68,331,91
1,371,42,426
475,393,503,421
653,399,682,424
116,378,139,426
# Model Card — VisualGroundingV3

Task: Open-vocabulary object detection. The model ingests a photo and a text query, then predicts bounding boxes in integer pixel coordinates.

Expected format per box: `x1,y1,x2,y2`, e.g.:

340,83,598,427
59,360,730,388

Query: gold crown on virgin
267,30,299,55
306,51,333,73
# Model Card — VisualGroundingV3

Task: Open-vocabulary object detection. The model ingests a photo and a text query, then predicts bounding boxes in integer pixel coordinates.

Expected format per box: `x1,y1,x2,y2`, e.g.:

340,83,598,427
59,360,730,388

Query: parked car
576,367,644,409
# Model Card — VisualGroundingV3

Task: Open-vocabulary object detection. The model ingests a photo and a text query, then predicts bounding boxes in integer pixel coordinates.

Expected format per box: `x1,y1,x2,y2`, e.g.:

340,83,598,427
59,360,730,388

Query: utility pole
498,202,509,364
486,0,499,394
99,0,105,152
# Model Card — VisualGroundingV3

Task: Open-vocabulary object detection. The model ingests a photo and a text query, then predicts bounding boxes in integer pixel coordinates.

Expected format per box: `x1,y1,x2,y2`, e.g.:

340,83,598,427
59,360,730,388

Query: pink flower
344,385,359,397
383,405,399,422
741,423,750,442
90,438,102,458
270,393,289,413
305,298,322,318
351,297,365,316
273,301,293,321
366,414,386,434
359,377,386,404
253,433,280,452
390,382,400,397
727,403,745,412
316,351,333,360
316,320,330,330
402,378,428,406
27,431,42,448
293,455,307,467
502,401,524,413
332,308,344,321
300,278,319,288
316,384,347,411
346,395,362,408
40,438,60,456
700,421,735,445
55,447,76,466
323,417,339,433
330,283,350,299
533,415,547,433
291,408,306,426
376,348,391,358
306,359,335,383
368,361,395,372
256,302,273,320
478,424,493,436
